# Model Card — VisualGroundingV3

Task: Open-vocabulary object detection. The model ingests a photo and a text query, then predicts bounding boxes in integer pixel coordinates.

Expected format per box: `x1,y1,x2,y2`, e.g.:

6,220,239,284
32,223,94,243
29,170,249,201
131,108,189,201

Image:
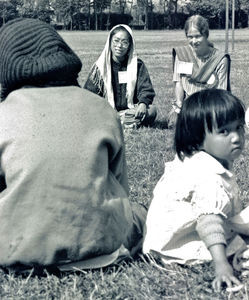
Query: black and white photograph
0,0,249,299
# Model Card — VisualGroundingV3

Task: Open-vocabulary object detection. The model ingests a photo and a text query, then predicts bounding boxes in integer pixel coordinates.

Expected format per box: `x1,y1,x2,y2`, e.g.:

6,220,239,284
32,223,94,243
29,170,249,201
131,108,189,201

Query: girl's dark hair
175,89,245,160
110,25,132,44
184,15,209,38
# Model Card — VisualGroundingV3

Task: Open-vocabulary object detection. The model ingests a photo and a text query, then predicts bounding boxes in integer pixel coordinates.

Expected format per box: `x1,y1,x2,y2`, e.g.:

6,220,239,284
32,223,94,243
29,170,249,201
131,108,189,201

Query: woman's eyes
187,35,202,39
112,39,129,47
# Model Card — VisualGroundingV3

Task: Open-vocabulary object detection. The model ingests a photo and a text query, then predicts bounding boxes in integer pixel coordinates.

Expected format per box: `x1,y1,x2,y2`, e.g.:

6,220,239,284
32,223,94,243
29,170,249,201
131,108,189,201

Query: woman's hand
135,103,147,121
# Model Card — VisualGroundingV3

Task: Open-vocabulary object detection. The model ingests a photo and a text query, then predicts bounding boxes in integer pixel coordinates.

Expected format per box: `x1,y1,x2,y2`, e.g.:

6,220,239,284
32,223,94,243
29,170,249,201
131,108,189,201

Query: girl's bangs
209,98,245,130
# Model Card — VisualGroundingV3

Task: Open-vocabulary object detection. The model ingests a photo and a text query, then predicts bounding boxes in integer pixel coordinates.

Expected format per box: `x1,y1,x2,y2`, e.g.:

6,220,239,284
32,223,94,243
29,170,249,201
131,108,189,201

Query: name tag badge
177,61,193,75
207,73,215,84
118,71,128,84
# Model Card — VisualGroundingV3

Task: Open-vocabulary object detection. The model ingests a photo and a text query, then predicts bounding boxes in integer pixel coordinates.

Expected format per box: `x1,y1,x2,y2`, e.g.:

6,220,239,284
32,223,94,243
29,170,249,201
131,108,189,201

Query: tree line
0,0,248,30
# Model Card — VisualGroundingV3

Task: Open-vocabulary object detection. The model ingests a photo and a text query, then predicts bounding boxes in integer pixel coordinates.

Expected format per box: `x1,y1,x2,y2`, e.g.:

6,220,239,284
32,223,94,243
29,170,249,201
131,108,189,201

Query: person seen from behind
143,89,249,292
0,18,146,272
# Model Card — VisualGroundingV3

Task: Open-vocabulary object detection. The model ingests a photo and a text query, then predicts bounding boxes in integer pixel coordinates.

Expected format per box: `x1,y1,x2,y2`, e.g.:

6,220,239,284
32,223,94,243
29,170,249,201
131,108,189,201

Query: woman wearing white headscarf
84,24,157,128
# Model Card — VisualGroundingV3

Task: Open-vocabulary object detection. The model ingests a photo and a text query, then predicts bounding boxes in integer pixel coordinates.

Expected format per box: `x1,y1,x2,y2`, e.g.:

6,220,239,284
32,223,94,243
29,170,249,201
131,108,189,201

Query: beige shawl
90,24,138,109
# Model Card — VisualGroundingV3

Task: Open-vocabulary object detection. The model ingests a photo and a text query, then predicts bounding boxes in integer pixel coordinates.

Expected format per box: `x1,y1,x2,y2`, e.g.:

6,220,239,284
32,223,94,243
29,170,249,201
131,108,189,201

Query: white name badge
177,61,193,75
207,73,215,84
118,71,128,84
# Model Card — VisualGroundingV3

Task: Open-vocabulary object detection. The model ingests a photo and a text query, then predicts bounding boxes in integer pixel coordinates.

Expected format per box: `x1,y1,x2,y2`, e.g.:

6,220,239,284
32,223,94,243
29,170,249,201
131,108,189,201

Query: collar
186,151,233,178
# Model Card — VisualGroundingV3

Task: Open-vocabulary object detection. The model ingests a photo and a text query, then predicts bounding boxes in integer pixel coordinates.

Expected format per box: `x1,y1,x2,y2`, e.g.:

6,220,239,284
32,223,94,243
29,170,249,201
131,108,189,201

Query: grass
1,29,249,299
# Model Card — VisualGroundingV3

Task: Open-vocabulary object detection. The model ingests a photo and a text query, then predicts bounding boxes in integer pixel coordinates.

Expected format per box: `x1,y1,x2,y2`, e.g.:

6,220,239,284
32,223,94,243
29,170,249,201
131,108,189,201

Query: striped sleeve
216,56,229,90
173,55,181,82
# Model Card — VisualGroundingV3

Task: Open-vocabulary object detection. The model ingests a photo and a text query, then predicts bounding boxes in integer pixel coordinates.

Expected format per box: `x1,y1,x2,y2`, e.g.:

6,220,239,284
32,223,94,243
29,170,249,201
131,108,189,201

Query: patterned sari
173,45,231,98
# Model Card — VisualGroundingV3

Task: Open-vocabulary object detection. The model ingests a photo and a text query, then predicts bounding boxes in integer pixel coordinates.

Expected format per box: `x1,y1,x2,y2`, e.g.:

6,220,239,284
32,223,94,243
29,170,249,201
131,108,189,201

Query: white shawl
92,24,138,109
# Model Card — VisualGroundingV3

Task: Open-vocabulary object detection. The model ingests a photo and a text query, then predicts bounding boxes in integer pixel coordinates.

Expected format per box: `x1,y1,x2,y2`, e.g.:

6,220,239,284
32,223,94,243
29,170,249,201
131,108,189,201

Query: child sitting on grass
143,89,249,292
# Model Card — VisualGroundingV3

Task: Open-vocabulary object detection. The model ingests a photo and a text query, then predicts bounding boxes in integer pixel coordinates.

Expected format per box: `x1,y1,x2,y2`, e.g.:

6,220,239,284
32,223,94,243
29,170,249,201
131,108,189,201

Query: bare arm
135,59,155,120
209,243,241,292
174,81,184,111
196,214,241,292
173,55,184,110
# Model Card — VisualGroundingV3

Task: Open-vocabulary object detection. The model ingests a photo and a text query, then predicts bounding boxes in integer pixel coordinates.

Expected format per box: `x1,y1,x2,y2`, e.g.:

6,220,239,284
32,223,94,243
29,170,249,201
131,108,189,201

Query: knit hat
0,18,82,100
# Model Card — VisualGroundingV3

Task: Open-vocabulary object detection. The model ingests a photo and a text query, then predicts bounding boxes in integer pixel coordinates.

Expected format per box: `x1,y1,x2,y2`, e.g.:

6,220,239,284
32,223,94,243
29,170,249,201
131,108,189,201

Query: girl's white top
245,107,249,128
143,151,242,263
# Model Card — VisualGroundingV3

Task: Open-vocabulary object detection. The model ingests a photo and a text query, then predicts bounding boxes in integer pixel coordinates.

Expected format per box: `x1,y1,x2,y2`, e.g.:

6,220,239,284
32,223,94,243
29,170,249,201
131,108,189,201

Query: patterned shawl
172,45,231,91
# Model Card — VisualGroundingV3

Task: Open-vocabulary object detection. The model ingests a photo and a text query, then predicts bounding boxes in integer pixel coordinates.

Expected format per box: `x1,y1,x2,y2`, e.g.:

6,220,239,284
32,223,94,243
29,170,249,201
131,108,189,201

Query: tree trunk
144,0,148,30
107,5,111,30
70,13,73,30
172,0,177,28
129,0,133,16
100,6,103,30
149,0,153,29
88,0,91,29
94,0,98,30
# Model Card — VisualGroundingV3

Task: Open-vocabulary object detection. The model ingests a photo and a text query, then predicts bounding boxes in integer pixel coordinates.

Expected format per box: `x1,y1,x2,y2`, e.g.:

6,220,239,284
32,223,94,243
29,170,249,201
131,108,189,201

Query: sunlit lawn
0,29,249,299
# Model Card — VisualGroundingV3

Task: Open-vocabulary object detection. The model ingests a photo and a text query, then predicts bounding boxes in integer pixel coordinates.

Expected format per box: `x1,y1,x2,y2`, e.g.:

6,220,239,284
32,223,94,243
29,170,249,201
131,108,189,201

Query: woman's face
111,30,130,62
186,26,208,55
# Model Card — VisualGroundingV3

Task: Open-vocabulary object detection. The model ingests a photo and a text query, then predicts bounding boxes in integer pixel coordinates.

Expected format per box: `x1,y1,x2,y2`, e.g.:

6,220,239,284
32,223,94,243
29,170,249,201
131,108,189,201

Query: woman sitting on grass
168,15,231,127
143,89,249,292
84,24,157,128
0,18,146,271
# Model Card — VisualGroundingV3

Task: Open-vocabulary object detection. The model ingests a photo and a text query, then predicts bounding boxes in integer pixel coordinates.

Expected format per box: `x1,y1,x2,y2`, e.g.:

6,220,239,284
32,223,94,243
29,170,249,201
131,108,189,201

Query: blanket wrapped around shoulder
172,45,231,91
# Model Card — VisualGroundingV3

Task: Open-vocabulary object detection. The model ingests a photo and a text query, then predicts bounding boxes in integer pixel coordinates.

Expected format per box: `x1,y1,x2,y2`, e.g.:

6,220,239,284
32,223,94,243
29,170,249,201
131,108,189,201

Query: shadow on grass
149,119,173,130
0,253,141,279
1,264,63,278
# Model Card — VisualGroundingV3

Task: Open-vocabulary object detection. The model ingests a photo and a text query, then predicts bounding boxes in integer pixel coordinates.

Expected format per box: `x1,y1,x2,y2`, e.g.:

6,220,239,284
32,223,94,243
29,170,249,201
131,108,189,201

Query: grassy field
1,29,249,299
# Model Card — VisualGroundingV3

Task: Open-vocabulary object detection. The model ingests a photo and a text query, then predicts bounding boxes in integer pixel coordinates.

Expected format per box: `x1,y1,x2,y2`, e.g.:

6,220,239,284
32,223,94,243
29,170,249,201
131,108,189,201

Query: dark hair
175,89,245,160
110,25,132,45
184,15,209,38
0,18,82,101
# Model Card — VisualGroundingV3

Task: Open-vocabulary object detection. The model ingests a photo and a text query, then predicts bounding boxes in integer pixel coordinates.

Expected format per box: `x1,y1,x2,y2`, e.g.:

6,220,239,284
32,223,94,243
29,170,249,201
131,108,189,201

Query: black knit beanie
0,18,82,100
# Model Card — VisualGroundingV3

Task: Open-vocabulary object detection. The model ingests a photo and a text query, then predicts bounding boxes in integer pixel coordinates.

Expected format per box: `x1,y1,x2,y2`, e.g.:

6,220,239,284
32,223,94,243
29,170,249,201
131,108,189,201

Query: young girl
84,24,157,127
143,89,248,292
